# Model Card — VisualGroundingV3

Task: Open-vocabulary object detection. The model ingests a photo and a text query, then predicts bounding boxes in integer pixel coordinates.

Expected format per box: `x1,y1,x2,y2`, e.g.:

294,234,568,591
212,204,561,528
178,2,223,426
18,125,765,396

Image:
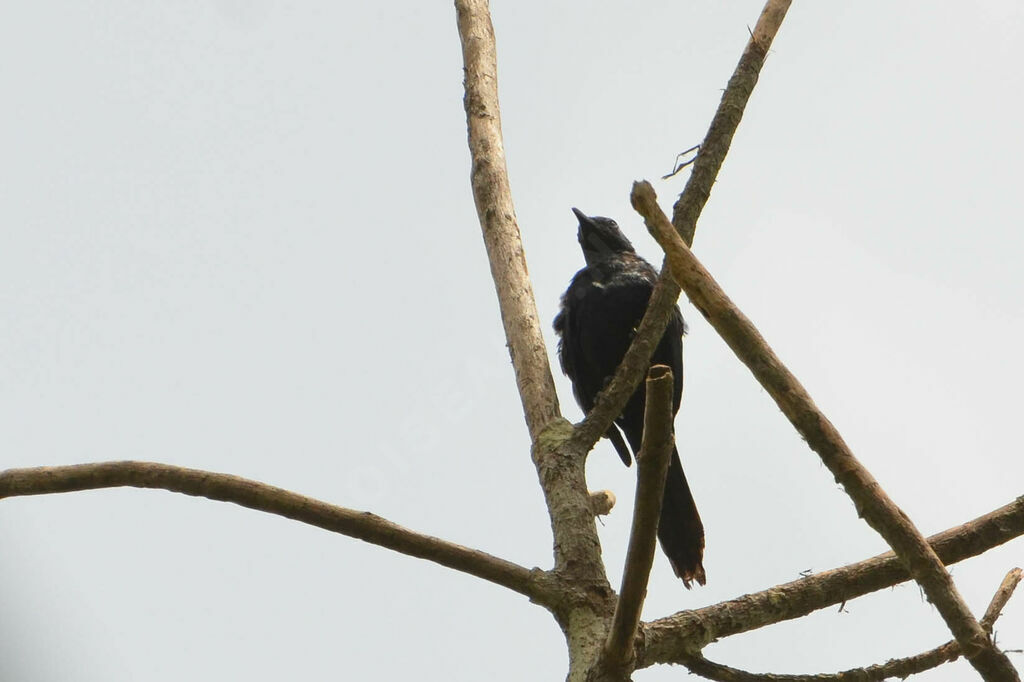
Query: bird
553,207,706,587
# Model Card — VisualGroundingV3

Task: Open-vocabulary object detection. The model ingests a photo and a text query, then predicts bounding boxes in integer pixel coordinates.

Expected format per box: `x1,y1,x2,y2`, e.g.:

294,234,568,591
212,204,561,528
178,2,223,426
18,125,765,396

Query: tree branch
455,0,561,441
0,461,557,606
672,0,792,245
601,366,675,676
639,491,1024,666
570,0,792,458
631,180,1019,680
455,8,610,663
675,568,1023,682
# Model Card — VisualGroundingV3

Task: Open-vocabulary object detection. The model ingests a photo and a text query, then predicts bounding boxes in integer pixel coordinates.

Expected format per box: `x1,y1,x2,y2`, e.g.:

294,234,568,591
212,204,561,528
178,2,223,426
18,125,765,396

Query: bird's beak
571,207,589,225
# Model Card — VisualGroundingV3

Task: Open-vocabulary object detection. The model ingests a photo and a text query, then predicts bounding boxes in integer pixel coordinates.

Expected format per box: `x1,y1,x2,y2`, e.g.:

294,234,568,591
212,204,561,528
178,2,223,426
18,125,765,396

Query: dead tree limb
455,0,606,589
631,179,1020,681
600,366,675,677
0,461,557,605
455,12,611,682
455,0,560,441
672,0,792,245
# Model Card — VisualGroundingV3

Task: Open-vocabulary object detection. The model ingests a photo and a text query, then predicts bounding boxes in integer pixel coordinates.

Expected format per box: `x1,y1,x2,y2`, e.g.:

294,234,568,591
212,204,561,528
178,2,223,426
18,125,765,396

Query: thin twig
662,145,700,179
676,568,1023,682
630,181,1020,681
0,461,556,606
679,647,960,682
455,0,561,441
640,496,1024,666
602,366,675,675
570,0,792,459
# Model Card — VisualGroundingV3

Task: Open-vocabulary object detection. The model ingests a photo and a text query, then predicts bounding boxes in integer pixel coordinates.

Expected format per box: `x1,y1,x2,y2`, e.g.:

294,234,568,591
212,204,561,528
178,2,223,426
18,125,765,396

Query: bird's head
572,207,635,265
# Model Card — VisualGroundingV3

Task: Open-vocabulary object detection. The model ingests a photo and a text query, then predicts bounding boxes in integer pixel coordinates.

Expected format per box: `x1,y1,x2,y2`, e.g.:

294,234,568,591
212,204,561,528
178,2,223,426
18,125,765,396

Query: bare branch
602,366,675,675
677,649,960,682
455,0,608,636
672,0,792,245
631,181,1019,680
640,496,1024,666
675,568,1023,682
570,0,792,457
455,0,561,441
0,461,557,606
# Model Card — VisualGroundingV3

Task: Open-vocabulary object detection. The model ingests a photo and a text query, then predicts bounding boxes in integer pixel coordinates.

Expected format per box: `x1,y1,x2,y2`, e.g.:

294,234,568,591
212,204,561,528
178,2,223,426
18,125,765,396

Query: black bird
553,208,706,587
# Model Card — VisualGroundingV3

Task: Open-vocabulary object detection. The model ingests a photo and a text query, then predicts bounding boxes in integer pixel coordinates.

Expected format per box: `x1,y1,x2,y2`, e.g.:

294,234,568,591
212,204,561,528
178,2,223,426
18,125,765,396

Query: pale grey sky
2,2,1022,680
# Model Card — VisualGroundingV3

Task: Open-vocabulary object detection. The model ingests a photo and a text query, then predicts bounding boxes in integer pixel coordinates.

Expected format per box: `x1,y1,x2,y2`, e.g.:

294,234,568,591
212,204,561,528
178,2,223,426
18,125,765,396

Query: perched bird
553,208,706,587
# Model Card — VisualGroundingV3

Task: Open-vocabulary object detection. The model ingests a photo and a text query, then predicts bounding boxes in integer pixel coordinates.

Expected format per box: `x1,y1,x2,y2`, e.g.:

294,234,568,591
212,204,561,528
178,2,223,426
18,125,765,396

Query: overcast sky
2,2,1022,680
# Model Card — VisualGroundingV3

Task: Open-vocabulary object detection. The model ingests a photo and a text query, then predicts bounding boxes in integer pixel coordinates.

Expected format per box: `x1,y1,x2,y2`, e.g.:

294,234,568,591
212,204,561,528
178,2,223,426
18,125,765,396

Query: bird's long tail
657,445,706,588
